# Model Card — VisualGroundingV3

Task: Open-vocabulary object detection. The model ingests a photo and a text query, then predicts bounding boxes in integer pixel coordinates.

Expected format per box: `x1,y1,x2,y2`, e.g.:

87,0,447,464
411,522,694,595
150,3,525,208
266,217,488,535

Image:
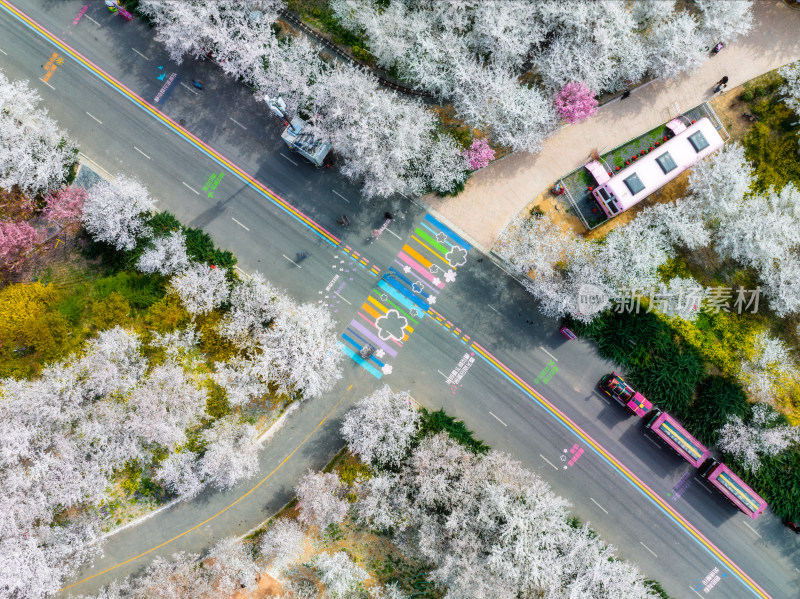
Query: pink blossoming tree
462,138,496,171
43,186,87,228
0,219,37,267
554,82,599,124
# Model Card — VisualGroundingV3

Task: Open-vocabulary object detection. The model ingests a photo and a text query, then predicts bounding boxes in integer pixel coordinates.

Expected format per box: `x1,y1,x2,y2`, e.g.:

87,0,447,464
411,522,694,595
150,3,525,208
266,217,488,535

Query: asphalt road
1,2,798,598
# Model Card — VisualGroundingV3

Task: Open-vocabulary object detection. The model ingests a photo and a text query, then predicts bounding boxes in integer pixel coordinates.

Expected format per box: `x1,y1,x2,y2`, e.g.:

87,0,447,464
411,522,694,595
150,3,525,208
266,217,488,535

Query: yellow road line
59,385,353,592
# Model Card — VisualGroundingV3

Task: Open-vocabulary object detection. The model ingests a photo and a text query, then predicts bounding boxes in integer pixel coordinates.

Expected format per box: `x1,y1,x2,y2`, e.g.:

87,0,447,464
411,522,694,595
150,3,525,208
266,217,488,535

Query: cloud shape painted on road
446,245,468,268
376,309,408,342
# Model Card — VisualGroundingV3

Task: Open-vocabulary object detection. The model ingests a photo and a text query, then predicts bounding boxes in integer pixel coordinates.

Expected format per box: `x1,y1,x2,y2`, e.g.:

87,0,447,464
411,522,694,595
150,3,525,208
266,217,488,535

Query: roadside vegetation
132,0,753,201
85,387,672,599
0,70,342,598
499,61,800,524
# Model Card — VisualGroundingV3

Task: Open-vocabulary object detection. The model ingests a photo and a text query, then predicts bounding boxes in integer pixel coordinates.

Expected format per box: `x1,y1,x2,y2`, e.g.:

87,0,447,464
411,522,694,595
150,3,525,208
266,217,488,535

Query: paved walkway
424,0,800,251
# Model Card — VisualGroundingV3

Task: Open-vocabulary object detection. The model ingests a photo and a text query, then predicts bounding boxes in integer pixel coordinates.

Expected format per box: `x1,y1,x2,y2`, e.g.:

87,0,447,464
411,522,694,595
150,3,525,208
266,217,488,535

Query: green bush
183,226,237,271
739,89,754,102
417,408,490,454
147,211,182,236
56,290,88,325
93,271,165,309
682,376,749,445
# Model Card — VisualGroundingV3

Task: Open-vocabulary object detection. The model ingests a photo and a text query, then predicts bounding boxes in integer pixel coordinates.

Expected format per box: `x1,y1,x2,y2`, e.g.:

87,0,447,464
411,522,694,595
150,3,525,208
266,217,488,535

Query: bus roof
707,462,767,519
594,117,724,213
648,411,710,467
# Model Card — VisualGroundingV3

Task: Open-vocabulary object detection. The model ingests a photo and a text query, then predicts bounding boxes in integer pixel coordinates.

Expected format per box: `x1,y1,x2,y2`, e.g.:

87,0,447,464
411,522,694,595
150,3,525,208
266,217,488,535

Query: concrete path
424,0,800,251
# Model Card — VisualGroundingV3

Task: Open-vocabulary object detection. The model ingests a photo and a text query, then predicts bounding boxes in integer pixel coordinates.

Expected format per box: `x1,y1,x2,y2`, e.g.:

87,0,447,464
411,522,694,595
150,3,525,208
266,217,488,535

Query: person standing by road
715,76,729,86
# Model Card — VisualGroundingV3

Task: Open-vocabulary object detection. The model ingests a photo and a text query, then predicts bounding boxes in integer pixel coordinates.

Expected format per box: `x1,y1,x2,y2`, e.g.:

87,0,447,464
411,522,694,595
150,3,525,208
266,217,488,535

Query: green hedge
417,408,490,455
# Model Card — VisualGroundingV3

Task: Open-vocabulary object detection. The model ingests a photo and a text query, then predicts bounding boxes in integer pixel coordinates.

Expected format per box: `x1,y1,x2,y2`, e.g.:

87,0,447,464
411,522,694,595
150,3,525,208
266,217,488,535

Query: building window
623,173,645,195
655,152,677,174
688,130,709,152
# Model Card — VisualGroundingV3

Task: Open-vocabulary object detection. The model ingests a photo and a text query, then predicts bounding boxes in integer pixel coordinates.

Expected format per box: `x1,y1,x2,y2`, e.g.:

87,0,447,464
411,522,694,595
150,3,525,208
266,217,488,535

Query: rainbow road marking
0,0,340,248
424,310,771,599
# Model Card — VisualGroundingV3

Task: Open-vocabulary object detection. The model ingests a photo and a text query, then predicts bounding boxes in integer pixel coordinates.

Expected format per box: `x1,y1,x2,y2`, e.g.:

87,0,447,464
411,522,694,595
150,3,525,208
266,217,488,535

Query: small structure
589,117,724,219
280,116,332,168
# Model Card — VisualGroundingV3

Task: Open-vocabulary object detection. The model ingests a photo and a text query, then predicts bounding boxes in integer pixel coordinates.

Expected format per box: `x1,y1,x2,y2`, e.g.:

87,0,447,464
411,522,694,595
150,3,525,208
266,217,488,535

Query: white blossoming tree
718,404,800,473
340,385,420,469
136,230,190,275
81,175,155,251
313,551,370,599
779,60,800,116
259,518,307,572
0,69,77,194
199,416,260,490
296,470,349,531
169,262,230,316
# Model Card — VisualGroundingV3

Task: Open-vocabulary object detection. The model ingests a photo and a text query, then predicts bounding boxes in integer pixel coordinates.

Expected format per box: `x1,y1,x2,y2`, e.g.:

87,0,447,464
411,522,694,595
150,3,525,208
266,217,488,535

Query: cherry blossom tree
43,186,87,228
0,69,77,195
217,271,287,349
121,551,215,599
76,327,147,400
780,60,800,116
136,231,190,275
295,470,349,531
495,211,576,278
554,82,598,124
355,433,658,598
259,518,306,572
154,450,203,499
141,0,465,199
686,142,753,221
695,0,754,43
169,262,230,316
81,175,155,251
313,551,370,598
0,219,37,267
261,302,343,398
206,537,260,594
212,357,273,407
718,404,800,473
738,332,799,405
125,362,208,451
462,138,495,171
340,385,420,469
199,416,260,490
644,10,706,81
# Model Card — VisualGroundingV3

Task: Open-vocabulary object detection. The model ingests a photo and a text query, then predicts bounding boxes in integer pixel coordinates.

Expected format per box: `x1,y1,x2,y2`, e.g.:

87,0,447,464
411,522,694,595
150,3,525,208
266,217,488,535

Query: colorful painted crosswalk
339,215,471,378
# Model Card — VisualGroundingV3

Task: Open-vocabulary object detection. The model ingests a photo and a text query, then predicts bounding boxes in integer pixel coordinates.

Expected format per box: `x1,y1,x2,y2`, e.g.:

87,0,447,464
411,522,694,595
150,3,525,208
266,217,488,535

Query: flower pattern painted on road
376,309,409,342
339,215,472,379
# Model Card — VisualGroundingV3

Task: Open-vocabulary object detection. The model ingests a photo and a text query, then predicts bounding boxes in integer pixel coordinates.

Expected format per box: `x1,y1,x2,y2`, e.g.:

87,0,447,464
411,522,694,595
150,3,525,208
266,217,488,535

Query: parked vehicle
699,458,767,520
280,116,332,167
644,409,710,468
598,372,652,417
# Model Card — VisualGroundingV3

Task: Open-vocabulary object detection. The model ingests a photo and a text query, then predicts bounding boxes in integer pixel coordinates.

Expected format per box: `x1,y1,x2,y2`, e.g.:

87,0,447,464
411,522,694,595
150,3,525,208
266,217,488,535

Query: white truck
280,116,332,168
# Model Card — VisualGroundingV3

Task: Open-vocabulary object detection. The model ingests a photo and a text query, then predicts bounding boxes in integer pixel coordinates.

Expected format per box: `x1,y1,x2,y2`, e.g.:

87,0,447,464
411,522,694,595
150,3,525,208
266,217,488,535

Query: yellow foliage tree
0,282,61,353
92,291,131,330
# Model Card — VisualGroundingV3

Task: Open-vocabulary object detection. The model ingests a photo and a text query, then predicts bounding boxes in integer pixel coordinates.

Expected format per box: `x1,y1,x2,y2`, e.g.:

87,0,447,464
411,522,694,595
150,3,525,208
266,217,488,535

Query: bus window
623,173,645,195
655,152,677,174
689,130,709,152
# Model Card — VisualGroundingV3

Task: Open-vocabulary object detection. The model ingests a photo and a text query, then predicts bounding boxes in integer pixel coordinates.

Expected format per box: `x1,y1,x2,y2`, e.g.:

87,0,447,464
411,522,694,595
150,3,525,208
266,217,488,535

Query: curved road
0,2,797,598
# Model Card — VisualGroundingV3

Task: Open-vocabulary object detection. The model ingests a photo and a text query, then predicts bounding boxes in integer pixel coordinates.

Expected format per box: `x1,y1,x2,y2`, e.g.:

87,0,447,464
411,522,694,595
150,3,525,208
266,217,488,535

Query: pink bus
644,409,710,468
589,117,724,218
700,459,767,520
598,373,652,417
